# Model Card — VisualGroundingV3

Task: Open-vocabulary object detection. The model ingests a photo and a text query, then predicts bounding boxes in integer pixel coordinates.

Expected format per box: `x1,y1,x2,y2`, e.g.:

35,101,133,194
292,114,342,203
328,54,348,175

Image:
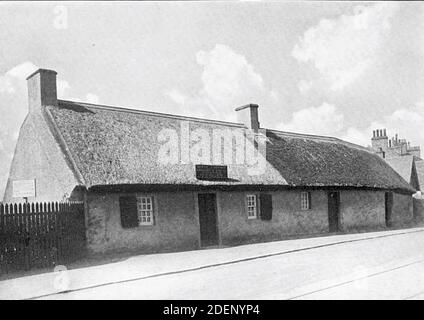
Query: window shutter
308,192,312,209
119,196,138,228
259,193,273,220
151,196,155,225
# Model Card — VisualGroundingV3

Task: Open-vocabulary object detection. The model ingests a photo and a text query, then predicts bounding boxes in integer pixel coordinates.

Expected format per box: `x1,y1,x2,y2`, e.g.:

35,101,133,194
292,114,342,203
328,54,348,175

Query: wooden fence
0,201,86,274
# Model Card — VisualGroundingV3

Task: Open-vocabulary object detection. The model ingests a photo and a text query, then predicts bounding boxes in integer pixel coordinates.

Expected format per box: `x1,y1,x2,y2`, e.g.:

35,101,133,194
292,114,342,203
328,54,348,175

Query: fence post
0,200,86,274
22,202,29,270
0,203,4,272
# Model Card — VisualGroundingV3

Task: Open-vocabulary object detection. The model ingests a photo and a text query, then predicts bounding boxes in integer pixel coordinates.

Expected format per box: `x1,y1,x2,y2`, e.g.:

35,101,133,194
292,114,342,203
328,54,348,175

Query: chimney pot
27,68,58,113
235,103,260,132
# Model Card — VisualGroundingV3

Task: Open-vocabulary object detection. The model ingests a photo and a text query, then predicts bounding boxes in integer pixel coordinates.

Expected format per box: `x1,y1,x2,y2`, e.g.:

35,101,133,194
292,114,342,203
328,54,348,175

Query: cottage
3,69,415,254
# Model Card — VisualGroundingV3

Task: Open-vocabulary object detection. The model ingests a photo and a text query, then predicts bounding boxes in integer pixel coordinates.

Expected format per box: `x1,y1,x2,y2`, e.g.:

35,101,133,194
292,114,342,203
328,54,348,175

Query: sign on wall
12,179,36,198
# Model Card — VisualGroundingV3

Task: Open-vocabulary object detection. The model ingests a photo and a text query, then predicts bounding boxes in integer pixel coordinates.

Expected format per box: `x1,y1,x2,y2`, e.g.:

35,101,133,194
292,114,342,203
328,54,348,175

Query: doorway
328,191,340,232
198,193,219,247
385,192,393,227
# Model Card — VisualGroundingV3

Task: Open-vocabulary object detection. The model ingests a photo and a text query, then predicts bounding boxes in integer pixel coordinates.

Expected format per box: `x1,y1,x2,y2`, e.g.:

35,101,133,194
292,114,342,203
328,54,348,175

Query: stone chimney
371,128,388,154
235,103,260,132
26,69,58,113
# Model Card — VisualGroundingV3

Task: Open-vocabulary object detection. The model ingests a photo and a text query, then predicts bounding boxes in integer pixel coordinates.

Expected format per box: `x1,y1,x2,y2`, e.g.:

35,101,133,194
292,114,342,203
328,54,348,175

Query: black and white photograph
1,0,424,303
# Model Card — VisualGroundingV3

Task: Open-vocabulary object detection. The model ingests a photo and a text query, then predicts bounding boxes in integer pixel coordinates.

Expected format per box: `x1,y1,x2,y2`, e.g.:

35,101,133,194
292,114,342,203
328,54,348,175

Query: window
137,196,154,225
300,192,311,210
246,194,258,219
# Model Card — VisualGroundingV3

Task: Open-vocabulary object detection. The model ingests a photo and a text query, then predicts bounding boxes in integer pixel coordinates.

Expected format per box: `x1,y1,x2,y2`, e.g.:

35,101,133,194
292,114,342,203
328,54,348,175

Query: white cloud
378,103,424,147
0,62,38,199
0,62,100,199
0,76,14,93
292,3,400,91
57,79,71,97
341,102,424,148
67,93,100,104
0,61,38,94
0,62,72,99
278,102,344,136
165,44,277,122
166,89,187,105
1,62,73,100
86,93,99,104
341,127,373,147
6,61,38,80
196,44,264,105
297,79,313,94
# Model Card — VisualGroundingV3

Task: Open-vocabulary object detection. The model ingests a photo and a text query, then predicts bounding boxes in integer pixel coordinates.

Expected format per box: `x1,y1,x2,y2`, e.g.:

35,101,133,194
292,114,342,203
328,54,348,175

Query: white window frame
300,191,311,210
136,196,154,226
246,194,258,219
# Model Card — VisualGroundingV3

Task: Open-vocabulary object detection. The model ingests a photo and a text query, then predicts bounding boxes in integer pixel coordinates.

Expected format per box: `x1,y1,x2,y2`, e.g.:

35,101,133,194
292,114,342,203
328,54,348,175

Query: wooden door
328,191,340,232
385,192,393,227
198,193,219,247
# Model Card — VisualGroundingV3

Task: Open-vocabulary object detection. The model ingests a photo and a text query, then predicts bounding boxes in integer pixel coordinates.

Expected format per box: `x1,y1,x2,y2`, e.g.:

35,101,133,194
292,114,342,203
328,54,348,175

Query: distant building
371,129,421,159
371,128,424,192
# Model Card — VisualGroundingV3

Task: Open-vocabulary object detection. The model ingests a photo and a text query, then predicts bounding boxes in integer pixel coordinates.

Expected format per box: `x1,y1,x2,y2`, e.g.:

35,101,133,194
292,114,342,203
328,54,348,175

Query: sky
0,1,424,198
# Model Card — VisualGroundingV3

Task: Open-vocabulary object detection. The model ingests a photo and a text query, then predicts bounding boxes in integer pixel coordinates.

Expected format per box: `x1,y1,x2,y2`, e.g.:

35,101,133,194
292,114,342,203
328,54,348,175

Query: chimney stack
26,69,58,113
235,103,260,132
371,128,388,154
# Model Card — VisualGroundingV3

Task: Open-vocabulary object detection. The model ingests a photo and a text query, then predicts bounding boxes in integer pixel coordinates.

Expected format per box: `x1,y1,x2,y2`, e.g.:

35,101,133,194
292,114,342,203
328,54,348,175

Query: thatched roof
45,100,415,194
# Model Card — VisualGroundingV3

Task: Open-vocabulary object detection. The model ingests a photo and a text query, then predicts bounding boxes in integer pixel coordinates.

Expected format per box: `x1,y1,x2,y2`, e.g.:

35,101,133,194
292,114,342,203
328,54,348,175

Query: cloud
292,3,400,91
6,61,38,80
278,102,344,136
57,79,71,97
66,93,100,104
196,44,264,105
341,127,373,147
0,62,100,199
341,101,424,148
0,61,38,94
0,62,37,199
86,93,99,104
0,76,14,94
166,89,187,106
165,44,277,122
297,79,313,94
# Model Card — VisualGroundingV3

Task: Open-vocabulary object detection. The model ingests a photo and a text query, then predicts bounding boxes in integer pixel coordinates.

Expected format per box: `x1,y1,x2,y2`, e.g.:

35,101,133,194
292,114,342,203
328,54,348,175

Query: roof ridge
58,99,369,150
58,99,245,128
268,129,370,151
268,128,340,141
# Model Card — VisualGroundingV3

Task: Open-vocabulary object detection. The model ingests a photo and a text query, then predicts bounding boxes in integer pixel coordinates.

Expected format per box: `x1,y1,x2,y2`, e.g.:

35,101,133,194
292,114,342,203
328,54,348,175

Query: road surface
36,228,424,300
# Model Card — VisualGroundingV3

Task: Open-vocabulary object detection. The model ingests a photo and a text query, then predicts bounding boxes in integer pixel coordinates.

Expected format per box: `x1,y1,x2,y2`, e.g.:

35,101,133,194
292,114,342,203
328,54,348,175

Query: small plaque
12,179,36,198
